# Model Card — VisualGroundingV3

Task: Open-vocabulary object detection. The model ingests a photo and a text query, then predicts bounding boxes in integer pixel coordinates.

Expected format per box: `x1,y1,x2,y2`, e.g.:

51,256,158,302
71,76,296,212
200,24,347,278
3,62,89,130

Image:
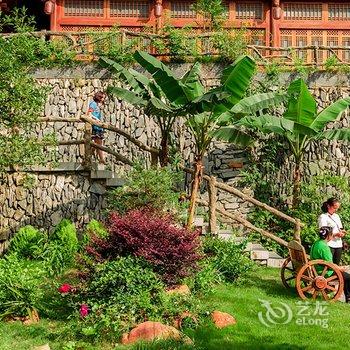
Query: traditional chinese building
2,0,350,51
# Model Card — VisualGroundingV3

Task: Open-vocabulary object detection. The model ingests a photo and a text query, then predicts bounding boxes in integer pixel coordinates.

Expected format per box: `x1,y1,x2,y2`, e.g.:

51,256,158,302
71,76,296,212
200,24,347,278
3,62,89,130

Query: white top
318,213,343,248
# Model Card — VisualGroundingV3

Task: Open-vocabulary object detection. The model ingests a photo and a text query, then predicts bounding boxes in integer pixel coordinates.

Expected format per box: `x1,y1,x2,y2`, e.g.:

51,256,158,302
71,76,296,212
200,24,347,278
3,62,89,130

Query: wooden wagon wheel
281,257,296,289
296,259,344,301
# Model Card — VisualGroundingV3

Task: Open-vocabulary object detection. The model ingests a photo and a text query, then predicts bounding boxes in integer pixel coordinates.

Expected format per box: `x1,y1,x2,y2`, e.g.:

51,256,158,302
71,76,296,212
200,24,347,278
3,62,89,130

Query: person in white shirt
318,198,346,265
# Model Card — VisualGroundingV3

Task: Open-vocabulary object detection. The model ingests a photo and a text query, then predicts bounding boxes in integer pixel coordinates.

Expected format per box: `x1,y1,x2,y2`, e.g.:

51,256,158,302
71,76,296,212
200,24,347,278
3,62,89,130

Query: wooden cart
281,240,344,301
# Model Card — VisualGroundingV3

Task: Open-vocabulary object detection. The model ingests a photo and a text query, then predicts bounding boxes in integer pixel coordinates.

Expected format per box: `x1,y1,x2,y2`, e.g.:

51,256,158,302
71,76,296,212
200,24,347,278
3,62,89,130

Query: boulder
121,321,188,345
211,311,237,329
33,345,50,350
166,284,191,296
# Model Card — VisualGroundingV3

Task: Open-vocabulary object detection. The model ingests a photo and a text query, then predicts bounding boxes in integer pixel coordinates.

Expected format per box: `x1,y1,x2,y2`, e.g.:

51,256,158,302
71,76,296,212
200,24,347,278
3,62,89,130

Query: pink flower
58,283,72,294
80,304,89,318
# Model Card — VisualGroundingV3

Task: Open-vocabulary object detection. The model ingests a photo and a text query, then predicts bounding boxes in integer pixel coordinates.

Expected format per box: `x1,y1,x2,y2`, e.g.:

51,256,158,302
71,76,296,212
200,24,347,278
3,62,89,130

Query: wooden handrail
81,116,160,156
181,165,303,228
90,142,133,166
196,198,289,248
37,117,83,123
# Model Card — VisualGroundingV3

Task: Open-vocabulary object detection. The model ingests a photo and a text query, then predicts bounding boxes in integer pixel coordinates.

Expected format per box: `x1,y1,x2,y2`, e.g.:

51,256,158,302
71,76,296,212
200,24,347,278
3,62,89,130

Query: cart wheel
296,259,344,301
281,257,296,289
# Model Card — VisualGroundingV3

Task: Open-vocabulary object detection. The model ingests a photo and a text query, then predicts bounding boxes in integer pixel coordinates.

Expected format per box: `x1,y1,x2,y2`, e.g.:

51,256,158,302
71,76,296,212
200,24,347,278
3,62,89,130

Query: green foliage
0,255,46,318
80,256,166,339
162,26,199,62
202,236,253,283
45,220,79,275
211,29,248,62
108,165,185,218
235,78,350,206
9,225,46,260
193,0,227,30
187,258,222,294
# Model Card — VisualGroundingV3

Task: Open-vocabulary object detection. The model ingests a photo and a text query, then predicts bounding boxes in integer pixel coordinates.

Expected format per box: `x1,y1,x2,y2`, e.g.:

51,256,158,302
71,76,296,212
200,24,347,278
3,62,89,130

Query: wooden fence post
208,176,217,235
83,121,92,170
294,219,301,243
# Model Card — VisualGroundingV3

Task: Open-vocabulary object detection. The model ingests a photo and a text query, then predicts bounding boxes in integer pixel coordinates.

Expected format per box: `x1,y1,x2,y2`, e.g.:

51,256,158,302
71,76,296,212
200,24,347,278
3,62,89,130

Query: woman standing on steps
88,91,106,165
318,198,346,265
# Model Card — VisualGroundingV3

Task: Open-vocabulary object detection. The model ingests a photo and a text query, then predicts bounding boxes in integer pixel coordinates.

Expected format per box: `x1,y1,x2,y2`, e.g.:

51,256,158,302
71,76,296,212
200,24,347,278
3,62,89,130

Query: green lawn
1,267,349,350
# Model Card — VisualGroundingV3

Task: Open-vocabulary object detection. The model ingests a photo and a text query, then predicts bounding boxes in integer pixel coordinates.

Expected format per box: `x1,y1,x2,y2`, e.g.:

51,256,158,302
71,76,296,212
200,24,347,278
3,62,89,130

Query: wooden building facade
2,1,350,51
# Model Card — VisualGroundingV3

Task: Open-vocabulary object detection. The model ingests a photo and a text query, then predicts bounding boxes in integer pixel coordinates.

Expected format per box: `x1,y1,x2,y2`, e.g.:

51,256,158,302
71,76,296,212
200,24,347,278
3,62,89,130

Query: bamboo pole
90,142,133,166
208,176,217,235
196,198,289,248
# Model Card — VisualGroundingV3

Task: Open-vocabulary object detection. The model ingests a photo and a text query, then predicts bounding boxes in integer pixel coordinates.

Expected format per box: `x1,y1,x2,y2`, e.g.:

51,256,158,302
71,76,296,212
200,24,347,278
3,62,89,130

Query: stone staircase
195,218,286,268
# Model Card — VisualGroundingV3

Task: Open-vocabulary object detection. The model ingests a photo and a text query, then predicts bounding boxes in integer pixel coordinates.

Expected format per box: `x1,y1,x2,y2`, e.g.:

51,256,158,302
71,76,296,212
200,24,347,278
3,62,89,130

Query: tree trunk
159,132,169,167
187,158,203,229
292,160,302,209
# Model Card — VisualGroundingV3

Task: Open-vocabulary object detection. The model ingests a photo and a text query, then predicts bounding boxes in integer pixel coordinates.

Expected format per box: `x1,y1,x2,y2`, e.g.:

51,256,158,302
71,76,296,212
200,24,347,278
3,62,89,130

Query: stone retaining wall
2,66,350,247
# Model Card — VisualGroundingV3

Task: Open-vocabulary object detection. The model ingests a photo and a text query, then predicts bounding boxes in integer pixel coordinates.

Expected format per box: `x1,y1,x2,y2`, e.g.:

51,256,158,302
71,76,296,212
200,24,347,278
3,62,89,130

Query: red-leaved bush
86,210,202,285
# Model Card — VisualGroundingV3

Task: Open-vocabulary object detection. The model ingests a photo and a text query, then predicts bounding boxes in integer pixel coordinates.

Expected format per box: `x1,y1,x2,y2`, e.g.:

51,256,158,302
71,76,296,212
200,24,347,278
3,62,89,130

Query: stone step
105,177,126,187
251,249,270,260
267,257,286,268
90,169,117,179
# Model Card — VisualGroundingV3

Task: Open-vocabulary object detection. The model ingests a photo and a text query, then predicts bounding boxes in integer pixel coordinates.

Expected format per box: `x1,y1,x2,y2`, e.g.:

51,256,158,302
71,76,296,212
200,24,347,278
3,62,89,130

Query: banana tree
220,78,350,208
100,51,204,166
185,55,286,227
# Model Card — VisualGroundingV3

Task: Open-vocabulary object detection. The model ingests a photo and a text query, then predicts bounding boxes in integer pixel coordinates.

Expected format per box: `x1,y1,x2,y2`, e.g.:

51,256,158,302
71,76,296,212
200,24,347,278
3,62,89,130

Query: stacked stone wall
2,66,350,247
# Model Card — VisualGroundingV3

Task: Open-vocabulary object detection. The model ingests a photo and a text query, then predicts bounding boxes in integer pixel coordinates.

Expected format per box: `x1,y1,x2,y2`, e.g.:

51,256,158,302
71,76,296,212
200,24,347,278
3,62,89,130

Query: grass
0,267,349,350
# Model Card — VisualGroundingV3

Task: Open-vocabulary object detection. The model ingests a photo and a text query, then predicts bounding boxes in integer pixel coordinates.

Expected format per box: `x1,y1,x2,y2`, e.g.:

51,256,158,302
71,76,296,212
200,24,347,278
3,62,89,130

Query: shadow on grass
244,268,299,300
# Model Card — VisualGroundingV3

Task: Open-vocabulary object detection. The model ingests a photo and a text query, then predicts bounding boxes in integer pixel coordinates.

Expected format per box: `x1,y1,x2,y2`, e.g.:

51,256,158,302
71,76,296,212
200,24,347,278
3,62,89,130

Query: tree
185,56,286,227
193,0,226,30
222,78,350,208
0,8,48,171
100,51,204,166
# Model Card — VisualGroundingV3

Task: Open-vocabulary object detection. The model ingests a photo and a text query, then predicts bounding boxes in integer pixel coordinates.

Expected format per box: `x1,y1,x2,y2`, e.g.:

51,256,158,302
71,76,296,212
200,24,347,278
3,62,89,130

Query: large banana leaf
316,128,350,141
107,87,147,106
237,115,294,135
133,51,188,106
283,79,317,126
181,62,205,101
220,55,256,106
230,92,286,115
310,97,350,131
213,126,254,147
99,57,143,94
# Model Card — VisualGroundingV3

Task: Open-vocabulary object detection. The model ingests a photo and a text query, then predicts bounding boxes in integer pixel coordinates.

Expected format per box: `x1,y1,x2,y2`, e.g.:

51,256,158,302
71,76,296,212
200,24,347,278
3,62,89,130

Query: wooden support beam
208,176,217,235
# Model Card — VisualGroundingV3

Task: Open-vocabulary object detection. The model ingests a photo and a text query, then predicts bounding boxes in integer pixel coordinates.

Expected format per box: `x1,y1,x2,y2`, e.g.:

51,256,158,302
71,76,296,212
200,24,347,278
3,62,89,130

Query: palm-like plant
185,55,286,227
100,51,204,166
221,78,350,207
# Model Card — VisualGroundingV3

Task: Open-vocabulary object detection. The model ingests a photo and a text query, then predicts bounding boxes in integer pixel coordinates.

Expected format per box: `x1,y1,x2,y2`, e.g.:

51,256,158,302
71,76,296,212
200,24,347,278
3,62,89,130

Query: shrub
9,225,46,259
107,165,185,219
44,219,79,275
0,255,46,318
202,236,253,283
86,210,202,285
77,256,166,339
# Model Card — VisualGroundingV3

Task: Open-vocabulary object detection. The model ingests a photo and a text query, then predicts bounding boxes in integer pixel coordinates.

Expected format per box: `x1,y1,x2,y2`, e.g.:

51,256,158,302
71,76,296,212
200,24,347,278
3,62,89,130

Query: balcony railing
2,29,350,67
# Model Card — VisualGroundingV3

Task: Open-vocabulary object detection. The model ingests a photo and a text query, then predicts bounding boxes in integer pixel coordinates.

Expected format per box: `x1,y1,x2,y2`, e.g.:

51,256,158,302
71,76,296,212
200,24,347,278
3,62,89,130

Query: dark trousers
342,271,350,301
330,247,342,265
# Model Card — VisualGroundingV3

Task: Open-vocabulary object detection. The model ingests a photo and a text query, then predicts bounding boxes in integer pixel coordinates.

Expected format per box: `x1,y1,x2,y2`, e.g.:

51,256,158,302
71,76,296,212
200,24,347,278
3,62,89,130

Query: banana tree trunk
159,132,169,167
187,157,203,229
292,159,302,209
